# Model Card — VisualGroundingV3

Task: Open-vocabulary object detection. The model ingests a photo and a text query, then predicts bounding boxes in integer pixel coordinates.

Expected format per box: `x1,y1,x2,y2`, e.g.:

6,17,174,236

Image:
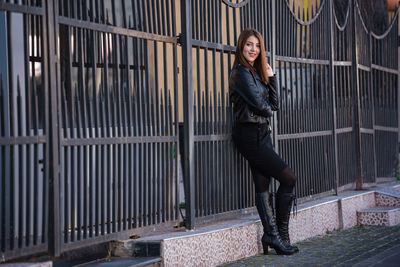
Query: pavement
220,225,400,267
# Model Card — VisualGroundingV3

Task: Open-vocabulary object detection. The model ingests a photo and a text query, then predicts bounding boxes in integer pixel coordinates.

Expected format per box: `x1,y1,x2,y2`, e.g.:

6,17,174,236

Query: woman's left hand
266,63,274,77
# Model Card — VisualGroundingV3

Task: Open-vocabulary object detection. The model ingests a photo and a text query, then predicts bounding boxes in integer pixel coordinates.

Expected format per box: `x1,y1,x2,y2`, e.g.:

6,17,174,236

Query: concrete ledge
83,257,162,267
109,183,400,267
124,190,382,266
1,262,52,267
357,207,400,226
290,191,375,244
375,192,400,207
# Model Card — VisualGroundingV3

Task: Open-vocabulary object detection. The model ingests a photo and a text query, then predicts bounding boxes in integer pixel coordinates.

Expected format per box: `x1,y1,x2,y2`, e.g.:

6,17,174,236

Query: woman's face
242,35,260,65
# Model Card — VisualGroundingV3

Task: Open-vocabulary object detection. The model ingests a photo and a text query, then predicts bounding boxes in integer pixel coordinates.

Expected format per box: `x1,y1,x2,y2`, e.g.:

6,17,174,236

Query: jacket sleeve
267,75,279,111
229,67,273,118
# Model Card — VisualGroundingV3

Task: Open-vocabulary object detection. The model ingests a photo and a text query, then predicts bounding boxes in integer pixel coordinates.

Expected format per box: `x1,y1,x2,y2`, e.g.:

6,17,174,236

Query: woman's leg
251,166,295,255
273,166,296,195
250,167,270,193
273,167,299,252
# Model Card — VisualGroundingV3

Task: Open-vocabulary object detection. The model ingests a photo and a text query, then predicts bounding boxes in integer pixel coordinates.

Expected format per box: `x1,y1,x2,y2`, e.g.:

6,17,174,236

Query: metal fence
0,0,399,261
181,0,399,228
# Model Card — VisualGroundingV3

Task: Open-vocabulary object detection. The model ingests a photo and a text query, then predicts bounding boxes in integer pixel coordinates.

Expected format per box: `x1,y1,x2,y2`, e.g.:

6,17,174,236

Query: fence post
398,6,400,178
350,0,364,190
369,24,377,184
0,10,12,253
328,0,339,195
46,0,61,256
181,0,195,230
271,0,278,153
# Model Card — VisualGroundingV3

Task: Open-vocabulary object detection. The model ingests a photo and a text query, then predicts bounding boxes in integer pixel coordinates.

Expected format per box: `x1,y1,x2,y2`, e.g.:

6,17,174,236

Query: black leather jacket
229,64,279,124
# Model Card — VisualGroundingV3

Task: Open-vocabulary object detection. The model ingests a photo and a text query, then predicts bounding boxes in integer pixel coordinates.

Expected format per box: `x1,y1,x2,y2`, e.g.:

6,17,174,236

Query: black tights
251,166,296,194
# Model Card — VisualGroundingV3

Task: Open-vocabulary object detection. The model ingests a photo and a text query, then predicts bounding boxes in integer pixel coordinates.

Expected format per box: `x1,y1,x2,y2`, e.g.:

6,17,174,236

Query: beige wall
388,0,398,11
289,0,322,20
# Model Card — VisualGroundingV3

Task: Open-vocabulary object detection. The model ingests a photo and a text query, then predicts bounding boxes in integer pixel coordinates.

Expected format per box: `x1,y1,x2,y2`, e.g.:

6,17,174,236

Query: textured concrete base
357,207,400,226
356,190,400,226
108,183,400,267
375,192,400,207
125,189,391,266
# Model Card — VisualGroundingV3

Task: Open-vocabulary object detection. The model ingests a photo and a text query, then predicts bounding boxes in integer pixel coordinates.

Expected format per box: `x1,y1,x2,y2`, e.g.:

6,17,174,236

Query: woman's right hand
266,63,274,77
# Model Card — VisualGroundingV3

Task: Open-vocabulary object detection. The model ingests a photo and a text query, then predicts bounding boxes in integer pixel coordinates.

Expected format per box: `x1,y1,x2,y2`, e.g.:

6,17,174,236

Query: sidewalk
221,225,400,267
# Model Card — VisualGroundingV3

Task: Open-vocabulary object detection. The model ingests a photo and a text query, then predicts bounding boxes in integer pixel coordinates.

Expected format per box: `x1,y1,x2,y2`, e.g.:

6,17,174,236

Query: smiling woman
229,28,299,256
242,36,260,66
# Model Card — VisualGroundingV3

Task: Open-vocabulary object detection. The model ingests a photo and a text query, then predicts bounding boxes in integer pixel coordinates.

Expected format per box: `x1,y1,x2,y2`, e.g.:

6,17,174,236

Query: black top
229,64,279,124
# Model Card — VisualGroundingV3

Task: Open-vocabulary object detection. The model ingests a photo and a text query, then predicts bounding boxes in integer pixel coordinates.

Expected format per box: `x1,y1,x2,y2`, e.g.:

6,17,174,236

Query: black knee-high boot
255,192,296,255
276,192,299,253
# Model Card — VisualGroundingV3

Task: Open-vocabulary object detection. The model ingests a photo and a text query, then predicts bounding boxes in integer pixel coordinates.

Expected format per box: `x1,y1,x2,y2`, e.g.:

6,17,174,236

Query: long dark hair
233,28,269,83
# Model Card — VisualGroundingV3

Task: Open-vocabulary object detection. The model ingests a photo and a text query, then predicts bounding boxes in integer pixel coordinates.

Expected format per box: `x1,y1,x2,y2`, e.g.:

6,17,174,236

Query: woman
229,28,299,255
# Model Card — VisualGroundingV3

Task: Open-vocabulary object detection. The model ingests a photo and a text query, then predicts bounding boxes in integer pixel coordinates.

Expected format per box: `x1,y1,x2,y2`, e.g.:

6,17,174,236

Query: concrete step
111,240,161,258
357,206,400,226
375,192,400,207
81,257,162,267
1,262,52,267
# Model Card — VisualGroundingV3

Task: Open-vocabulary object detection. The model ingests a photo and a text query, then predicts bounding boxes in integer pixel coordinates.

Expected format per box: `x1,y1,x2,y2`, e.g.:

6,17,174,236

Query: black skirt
232,122,287,177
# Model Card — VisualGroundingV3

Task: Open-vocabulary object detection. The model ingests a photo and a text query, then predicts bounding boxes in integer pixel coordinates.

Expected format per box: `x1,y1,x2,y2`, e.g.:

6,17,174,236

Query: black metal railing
0,0,398,262
0,0,49,261
56,0,180,254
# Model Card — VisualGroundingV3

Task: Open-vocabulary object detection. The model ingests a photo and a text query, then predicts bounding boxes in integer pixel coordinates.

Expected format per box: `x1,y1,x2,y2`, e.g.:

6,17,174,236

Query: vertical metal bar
101,3,111,233
212,51,218,213
110,3,121,231
113,6,123,232
123,7,133,231
46,0,60,256
78,24,88,240
0,8,9,253
62,22,71,244
7,10,17,252
369,32,377,183
163,41,170,223
328,0,339,195
181,0,195,229
161,7,168,224
70,29,77,242
104,4,112,236
398,11,400,173
90,24,99,238
271,0,278,153
23,14,31,248
351,0,363,189
167,91,173,220
99,34,107,238
75,28,83,240
171,0,179,221
133,0,142,228
16,21,25,251
196,48,201,217
141,0,150,227
121,1,129,231
0,10,8,252
152,39,159,226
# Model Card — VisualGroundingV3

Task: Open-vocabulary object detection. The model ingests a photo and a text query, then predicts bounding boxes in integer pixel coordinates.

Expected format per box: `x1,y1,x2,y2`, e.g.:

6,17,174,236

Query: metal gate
180,0,400,228
0,0,50,260
54,0,181,254
0,0,181,259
